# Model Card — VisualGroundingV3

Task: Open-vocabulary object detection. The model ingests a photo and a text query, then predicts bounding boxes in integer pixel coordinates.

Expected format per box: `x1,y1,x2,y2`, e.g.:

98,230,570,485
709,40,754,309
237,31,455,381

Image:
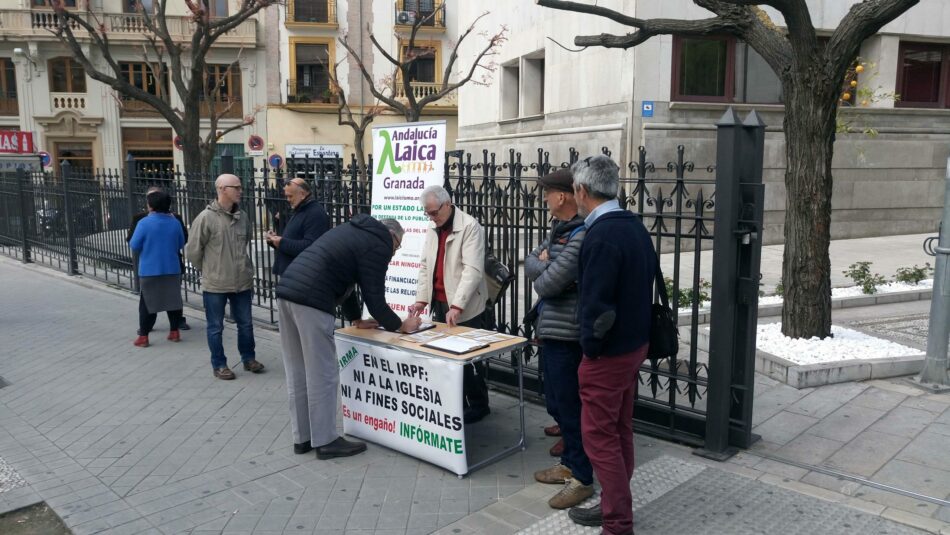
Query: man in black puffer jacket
275,214,421,460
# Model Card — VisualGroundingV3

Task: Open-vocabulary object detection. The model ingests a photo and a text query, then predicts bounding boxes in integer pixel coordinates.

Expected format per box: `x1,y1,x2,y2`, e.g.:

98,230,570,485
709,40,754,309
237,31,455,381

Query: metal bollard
914,156,950,390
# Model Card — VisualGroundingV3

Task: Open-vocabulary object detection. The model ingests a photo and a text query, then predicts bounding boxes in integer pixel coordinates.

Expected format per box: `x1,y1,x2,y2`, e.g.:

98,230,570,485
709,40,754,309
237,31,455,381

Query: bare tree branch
828,0,919,77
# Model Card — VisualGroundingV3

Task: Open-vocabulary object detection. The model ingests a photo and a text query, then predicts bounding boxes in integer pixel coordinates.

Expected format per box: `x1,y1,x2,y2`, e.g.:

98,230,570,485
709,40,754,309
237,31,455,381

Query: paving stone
754,411,820,445
869,406,939,439
895,429,950,472
808,405,888,443
775,433,846,466
824,430,912,477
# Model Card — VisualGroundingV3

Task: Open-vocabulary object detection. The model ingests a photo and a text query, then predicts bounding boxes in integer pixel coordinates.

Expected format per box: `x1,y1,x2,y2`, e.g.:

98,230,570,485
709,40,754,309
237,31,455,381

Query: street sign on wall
0,131,34,154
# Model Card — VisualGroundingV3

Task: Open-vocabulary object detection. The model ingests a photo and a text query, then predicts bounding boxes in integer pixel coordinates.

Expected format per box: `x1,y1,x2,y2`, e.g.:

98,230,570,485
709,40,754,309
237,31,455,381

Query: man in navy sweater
567,155,656,535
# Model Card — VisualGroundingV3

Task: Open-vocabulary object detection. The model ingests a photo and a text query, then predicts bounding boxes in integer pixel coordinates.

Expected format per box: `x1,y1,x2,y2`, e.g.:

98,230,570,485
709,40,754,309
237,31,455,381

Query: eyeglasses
424,202,445,217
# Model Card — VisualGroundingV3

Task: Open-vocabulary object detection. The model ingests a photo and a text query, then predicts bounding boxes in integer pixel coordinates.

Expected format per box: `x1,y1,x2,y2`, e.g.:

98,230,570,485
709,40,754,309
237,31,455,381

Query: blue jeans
542,339,593,485
202,290,256,370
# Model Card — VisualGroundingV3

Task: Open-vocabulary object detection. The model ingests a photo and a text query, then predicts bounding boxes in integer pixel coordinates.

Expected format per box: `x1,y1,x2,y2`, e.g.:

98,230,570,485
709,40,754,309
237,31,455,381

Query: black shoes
294,441,313,455
463,406,491,424
568,504,603,527
316,437,367,460
179,320,191,331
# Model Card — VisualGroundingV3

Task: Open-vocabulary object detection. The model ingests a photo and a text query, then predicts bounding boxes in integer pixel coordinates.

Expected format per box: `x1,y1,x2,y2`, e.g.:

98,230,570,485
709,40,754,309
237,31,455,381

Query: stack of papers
399,330,446,344
422,335,490,355
458,329,518,344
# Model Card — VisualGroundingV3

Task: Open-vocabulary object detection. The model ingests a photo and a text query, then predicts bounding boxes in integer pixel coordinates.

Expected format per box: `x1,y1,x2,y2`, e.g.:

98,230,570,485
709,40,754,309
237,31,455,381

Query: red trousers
579,344,648,535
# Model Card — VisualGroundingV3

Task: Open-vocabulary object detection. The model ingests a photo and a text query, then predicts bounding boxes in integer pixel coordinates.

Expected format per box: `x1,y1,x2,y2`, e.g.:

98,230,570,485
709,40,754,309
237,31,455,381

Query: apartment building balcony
286,0,337,26
287,79,337,105
395,81,457,108
51,92,87,112
199,97,243,119
0,9,256,47
0,92,17,116
119,97,162,118
394,0,445,31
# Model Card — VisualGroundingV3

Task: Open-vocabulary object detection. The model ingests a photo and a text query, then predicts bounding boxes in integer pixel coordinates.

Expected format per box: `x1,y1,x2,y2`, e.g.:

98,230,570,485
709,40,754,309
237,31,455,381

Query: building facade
457,0,950,242
263,0,460,166
0,0,267,173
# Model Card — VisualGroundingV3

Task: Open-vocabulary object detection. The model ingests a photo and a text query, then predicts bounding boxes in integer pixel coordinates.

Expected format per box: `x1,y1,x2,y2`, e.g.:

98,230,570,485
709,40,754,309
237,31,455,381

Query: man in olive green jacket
186,174,264,380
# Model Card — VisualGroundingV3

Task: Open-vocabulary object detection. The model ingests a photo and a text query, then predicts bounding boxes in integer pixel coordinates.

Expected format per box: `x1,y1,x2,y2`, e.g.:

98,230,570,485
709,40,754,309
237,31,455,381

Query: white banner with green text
370,120,446,317
336,337,467,475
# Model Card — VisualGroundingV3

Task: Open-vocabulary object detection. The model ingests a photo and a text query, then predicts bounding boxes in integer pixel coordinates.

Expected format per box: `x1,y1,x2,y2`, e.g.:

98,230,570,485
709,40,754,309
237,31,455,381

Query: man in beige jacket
185,174,264,380
408,185,491,423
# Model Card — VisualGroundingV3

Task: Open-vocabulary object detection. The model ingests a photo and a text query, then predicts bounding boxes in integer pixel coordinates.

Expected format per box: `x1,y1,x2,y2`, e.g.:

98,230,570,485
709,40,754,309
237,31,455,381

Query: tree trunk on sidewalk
780,78,838,339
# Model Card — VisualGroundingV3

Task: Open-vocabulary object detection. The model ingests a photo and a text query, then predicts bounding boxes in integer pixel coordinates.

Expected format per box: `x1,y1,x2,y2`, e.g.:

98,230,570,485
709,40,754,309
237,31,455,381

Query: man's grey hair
379,218,404,242
572,155,620,200
420,185,451,206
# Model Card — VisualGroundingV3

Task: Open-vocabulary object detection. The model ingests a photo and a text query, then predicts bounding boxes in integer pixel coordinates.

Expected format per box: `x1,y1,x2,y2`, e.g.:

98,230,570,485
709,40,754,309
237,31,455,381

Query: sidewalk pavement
0,230,946,535
661,232,935,291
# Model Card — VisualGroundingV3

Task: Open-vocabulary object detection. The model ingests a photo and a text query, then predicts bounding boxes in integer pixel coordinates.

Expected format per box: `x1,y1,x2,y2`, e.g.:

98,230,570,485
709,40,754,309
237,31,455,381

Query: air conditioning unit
396,10,415,25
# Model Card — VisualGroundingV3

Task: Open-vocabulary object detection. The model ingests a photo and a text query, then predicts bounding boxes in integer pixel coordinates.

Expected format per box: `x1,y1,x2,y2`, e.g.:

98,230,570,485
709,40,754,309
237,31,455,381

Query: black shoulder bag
649,257,679,360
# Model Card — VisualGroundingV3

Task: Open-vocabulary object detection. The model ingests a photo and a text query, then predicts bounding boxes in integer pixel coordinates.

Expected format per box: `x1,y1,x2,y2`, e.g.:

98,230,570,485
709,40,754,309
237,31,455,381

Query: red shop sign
0,131,34,154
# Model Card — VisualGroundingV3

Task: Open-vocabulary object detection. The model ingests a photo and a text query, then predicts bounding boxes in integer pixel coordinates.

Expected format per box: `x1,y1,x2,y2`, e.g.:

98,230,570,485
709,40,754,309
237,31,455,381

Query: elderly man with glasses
265,177,330,276
566,156,657,535
408,185,492,424
186,173,265,380
275,215,421,459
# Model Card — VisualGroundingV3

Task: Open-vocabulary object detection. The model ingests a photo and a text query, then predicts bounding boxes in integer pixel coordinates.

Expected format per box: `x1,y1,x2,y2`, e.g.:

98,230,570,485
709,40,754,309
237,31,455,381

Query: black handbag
649,259,679,360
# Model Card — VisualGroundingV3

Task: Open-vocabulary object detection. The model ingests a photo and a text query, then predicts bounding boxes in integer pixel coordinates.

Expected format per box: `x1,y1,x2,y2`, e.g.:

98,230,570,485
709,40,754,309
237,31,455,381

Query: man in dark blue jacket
567,155,656,535
266,178,329,276
275,215,421,460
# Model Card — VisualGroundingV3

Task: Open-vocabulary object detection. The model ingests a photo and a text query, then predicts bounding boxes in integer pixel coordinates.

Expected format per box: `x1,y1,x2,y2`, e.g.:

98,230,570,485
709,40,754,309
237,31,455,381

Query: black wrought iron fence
0,145,721,446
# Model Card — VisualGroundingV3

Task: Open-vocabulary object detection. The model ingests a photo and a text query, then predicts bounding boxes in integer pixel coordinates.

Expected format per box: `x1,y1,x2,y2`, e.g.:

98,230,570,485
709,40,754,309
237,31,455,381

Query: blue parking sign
642,101,654,118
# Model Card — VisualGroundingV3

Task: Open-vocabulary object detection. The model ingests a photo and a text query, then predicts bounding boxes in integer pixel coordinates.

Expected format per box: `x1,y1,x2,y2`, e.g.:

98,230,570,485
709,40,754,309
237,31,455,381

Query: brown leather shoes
548,478,594,509
167,330,180,342
544,424,561,437
534,463,572,484
133,335,149,347
549,438,564,457
243,360,265,373
213,367,235,380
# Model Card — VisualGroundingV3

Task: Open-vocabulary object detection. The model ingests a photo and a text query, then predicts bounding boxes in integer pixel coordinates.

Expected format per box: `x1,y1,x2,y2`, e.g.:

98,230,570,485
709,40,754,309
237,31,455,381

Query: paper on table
473,333,517,343
423,335,490,354
456,329,496,339
399,330,446,343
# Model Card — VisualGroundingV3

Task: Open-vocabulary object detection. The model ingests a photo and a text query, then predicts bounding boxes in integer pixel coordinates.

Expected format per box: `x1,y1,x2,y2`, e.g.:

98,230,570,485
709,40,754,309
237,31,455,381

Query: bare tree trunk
353,127,369,184
781,79,838,339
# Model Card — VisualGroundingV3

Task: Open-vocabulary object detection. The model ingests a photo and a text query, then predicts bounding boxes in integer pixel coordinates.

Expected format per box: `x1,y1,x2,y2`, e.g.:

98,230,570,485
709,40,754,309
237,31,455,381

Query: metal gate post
60,160,79,275
697,108,766,460
15,167,32,263
125,154,139,293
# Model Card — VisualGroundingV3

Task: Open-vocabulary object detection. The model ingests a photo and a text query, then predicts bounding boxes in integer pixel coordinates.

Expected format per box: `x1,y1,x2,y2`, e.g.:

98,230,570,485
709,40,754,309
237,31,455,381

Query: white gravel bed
698,279,934,309
0,455,26,494
755,322,924,365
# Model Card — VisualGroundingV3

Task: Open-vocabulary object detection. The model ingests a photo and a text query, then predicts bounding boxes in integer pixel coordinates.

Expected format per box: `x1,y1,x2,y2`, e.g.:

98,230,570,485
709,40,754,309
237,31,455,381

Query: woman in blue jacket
129,190,186,347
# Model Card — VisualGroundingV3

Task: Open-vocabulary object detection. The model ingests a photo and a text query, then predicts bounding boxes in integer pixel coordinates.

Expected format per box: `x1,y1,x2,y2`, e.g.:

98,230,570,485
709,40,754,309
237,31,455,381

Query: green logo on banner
339,346,359,371
376,130,402,175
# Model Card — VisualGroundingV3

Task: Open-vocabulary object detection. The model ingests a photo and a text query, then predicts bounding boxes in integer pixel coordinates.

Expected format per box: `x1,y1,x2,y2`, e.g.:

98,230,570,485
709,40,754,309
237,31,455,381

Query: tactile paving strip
0,455,26,495
519,455,924,534
518,455,708,534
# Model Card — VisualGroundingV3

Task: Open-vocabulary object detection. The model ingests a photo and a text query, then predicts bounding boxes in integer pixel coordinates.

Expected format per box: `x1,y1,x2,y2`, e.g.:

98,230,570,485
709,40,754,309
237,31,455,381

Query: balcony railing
394,81,456,106
287,79,337,104
0,9,256,46
287,0,336,24
51,92,86,112
119,97,163,118
394,0,445,28
198,97,243,119
0,93,17,116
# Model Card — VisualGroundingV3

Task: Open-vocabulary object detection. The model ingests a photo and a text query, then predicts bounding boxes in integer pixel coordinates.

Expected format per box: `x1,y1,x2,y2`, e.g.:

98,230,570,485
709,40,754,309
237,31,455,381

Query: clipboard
377,322,436,335
422,335,490,355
